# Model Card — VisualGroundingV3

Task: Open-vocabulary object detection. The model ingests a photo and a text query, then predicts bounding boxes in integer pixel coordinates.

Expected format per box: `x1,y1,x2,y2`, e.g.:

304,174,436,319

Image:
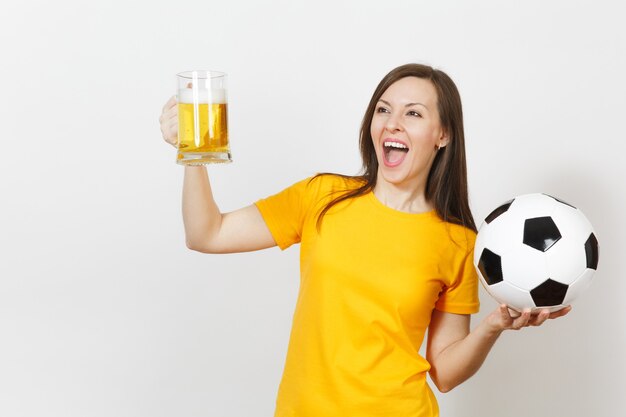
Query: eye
407,110,422,117
376,106,390,113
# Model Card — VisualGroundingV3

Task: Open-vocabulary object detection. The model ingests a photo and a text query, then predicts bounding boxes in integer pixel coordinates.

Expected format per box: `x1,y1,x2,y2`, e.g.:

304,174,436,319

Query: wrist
479,316,505,339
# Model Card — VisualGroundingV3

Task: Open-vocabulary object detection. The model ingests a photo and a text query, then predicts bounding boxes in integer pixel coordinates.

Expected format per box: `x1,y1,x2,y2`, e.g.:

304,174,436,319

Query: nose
384,112,403,132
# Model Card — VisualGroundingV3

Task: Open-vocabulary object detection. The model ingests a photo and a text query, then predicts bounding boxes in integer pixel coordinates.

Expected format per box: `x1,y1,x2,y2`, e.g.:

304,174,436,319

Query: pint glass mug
176,70,231,165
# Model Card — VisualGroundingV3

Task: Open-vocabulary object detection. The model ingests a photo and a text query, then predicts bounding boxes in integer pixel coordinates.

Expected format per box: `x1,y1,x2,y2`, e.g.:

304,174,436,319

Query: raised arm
182,166,276,253
160,95,276,254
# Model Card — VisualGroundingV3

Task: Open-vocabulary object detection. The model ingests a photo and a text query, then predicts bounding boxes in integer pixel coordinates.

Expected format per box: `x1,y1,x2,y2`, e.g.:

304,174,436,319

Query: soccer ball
473,194,599,313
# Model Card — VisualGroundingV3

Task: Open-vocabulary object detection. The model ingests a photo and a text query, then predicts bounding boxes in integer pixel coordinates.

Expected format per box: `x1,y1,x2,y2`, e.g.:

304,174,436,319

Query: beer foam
178,88,227,104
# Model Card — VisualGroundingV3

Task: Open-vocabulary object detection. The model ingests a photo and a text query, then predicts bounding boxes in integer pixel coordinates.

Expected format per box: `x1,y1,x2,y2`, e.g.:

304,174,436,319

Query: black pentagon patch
530,279,569,307
523,217,562,252
543,194,576,209
585,233,599,270
485,199,515,224
478,248,503,285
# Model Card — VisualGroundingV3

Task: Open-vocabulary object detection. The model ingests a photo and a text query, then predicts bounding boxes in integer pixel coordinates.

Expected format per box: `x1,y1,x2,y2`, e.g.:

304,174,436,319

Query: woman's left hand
485,304,572,333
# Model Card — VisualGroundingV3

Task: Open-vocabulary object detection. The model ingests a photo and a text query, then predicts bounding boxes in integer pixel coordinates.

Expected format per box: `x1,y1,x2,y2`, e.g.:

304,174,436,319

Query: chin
378,168,413,186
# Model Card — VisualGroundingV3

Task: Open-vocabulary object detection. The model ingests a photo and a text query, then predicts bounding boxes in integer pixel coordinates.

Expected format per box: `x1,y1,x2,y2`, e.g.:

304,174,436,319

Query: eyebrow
378,99,428,110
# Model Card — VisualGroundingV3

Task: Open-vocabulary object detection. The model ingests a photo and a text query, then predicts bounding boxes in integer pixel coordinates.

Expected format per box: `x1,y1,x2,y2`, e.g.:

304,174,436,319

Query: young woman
159,63,570,417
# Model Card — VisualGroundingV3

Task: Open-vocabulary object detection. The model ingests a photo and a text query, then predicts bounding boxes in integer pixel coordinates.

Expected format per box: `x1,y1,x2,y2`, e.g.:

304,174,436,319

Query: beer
176,71,231,165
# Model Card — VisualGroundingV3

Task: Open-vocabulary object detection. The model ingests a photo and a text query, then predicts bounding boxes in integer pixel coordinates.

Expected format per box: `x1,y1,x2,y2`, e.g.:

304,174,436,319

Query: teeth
384,141,408,149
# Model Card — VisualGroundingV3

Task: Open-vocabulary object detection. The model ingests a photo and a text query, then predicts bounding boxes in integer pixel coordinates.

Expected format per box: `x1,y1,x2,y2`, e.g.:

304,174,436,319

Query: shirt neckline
365,190,438,220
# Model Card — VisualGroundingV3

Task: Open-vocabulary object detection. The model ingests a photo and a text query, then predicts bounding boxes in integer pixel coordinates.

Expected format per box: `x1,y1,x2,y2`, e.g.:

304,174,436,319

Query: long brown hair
315,63,477,233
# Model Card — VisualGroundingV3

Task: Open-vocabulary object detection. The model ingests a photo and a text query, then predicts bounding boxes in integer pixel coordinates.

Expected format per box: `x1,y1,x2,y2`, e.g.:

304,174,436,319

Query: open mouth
383,139,409,167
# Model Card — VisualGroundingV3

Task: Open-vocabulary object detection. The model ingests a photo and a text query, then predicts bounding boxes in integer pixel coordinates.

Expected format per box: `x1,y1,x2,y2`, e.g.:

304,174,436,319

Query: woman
159,63,570,417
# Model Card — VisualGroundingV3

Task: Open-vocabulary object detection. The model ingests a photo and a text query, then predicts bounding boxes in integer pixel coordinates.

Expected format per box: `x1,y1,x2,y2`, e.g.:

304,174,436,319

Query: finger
160,119,174,142
487,305,512,332
166,109,178,124
498,305,513,322
164,134,177,147
548,305,572,320
160,105,178,124
529,309,550,326
165,121,179,145
512,309,532,329
167,119,178,136
162,95,177,113
507,306,521,319
159,101,178,128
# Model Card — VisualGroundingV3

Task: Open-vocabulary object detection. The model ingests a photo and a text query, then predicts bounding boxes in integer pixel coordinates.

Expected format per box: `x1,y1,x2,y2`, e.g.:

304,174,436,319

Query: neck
372,177,432,214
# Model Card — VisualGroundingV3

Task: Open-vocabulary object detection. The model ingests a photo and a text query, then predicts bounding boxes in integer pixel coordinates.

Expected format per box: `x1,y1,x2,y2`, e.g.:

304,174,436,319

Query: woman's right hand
159,95,178,147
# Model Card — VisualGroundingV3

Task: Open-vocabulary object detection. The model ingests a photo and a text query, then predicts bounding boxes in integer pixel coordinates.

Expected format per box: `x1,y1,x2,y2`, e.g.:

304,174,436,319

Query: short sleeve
254,177,314,250
435,230,481,314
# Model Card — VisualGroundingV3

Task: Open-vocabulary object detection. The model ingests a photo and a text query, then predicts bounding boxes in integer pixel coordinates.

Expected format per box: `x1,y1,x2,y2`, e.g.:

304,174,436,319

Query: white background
1,1,624,416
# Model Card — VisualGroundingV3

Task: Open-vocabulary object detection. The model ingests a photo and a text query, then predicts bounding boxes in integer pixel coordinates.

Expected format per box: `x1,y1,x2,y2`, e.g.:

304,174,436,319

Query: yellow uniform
255,174,479,417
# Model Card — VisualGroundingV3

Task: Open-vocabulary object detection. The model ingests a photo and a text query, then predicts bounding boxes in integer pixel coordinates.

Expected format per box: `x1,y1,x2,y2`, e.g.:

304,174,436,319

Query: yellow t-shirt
255,174,479,417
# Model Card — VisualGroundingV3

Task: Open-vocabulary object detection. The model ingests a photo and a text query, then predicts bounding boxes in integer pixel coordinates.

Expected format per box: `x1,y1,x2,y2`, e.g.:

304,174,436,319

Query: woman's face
370,76,449,191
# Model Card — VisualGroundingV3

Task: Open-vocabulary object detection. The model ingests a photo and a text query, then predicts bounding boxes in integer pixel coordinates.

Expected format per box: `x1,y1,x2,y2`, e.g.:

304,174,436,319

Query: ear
438,130,450,149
